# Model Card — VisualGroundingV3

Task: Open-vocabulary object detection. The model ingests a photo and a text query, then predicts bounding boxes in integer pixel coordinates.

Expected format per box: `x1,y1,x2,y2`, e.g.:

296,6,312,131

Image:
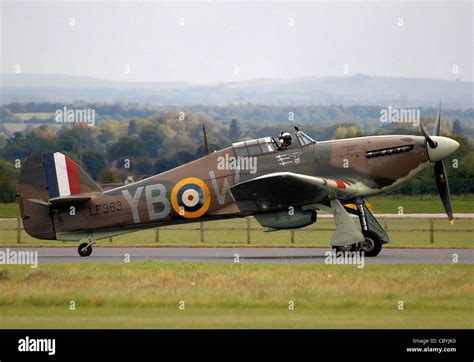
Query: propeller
432,101,441,137
420,102,454,223
434,161,454,222
420,122,438,148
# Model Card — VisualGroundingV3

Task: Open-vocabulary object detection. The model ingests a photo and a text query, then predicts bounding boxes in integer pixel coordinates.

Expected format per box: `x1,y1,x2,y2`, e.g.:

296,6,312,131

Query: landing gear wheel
359,230,382,257
78,242,93,257
333,243,356,253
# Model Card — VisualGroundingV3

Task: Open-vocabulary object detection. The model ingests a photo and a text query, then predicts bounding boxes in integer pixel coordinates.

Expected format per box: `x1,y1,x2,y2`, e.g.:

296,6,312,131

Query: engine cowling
254,209,317,230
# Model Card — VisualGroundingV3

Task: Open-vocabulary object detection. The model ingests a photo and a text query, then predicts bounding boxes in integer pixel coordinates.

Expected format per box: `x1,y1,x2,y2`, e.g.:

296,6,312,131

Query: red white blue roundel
171,178,211,218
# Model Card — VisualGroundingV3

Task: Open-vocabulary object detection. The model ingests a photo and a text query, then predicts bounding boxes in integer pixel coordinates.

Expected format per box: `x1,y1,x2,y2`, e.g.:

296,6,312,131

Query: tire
359,230,382,257
78,242,93,257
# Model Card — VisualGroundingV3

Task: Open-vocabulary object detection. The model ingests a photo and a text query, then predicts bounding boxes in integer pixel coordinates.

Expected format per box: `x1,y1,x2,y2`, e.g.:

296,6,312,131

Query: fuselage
51,133,434,241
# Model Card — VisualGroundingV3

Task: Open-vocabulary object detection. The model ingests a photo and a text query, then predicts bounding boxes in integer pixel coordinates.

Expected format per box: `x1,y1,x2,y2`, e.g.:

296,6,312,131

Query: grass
0,216,472,248
0,203,19,218
0,263,472,328
14,112,53,121
368,194,474,214
2,121,63,134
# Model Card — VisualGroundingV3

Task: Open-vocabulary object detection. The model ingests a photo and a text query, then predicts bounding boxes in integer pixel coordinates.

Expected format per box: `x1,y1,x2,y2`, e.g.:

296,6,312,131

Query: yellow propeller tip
449,219,455,225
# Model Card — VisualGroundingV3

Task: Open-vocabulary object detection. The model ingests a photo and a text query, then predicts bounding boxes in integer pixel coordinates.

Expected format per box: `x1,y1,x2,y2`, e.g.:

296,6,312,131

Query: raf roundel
171,177,211,218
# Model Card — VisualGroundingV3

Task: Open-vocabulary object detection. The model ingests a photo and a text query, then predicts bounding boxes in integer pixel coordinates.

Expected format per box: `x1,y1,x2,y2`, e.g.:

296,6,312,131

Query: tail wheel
78,242,93,257
359,230,382,257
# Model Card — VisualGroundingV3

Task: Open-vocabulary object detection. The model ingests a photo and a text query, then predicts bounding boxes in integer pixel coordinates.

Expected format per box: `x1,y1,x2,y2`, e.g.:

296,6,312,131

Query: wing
230,172,358,212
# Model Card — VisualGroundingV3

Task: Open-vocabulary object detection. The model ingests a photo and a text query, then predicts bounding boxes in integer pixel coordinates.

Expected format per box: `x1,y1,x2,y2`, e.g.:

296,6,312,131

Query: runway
1,247,473,264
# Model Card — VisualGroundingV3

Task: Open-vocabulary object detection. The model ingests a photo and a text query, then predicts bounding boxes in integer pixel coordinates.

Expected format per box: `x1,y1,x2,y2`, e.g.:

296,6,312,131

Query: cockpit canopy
233,137,277,157
232,131,316,157
295,130,317,146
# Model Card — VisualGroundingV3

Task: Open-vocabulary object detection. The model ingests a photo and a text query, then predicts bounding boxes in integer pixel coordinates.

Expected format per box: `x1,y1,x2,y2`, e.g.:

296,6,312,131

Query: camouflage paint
18,132,432,241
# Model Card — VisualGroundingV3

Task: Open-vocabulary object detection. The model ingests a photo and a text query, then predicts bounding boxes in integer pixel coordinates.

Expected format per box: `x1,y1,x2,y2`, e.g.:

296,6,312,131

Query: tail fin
42,152,101,198
18,151,101,240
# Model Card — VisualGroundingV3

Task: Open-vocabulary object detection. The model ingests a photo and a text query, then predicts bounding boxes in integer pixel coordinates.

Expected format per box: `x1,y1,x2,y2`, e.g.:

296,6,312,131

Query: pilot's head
279,132,292,148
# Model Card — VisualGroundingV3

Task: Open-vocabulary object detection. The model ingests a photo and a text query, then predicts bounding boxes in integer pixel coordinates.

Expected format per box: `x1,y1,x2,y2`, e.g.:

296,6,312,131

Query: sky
1,1,472,83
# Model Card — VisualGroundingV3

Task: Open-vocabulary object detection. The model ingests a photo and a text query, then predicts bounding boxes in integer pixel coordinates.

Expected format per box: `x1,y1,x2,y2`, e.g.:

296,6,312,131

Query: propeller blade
433,101,441,136
434,160,454,222
420,122,438,148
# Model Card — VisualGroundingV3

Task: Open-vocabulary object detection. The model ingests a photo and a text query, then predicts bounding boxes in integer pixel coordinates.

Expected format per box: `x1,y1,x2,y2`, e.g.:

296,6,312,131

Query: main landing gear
335,229,382,257
333,203,384,257
358,230,382,257
78,235,96,257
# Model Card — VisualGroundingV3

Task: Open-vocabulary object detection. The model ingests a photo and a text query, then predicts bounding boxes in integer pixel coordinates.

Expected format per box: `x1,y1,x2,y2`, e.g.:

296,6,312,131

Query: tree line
0,111,472,202
2,102,473,133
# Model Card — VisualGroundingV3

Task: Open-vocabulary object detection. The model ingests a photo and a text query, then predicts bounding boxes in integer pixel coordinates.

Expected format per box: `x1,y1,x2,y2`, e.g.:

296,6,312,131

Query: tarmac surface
1,247,473,264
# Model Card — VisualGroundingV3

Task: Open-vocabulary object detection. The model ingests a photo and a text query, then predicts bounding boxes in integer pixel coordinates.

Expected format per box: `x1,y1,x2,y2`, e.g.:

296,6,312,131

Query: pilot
279,132,292,150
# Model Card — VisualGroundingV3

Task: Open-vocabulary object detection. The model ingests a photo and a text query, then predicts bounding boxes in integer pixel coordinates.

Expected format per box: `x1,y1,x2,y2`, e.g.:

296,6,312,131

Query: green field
14,112,53,121
0,203,19,218
0,263,472,329
2,217,473,248
368,195,474,214
0,196,473,248
2,120,62,133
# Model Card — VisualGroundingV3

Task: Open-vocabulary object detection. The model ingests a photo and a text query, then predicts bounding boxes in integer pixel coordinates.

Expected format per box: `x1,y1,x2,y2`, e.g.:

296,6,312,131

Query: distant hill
1,73,472,108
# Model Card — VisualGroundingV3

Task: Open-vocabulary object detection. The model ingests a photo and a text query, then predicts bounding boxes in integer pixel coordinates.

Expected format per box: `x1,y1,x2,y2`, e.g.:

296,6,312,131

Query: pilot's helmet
279,132,292,145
